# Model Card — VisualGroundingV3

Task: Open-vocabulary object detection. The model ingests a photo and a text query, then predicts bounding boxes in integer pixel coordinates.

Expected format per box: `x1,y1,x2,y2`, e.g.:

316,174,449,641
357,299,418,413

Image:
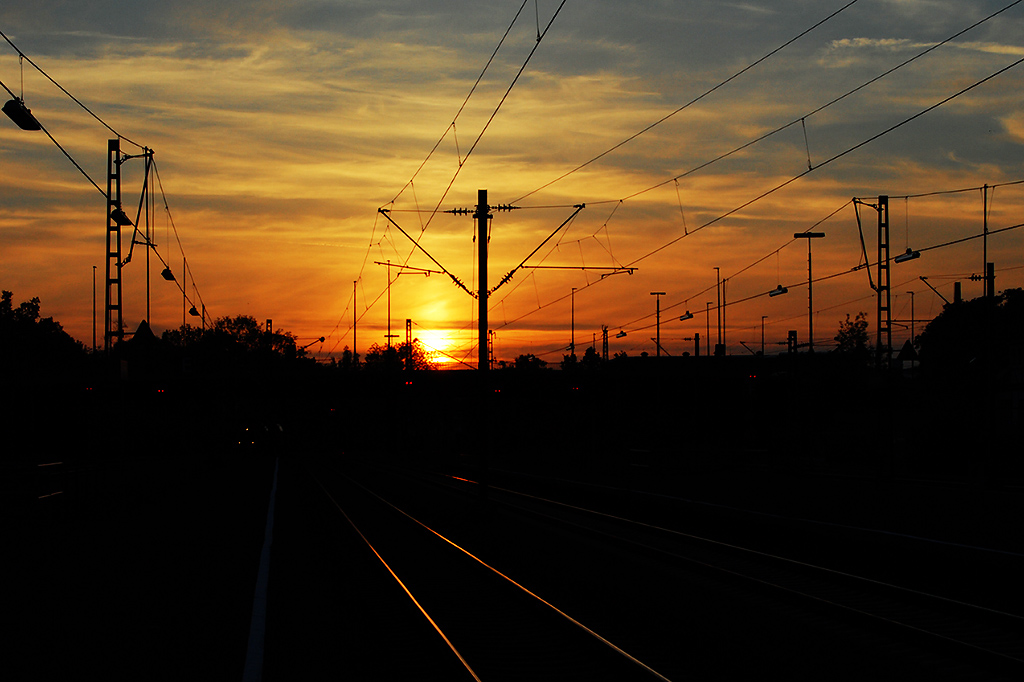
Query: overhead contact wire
512,0,863,203
624,55,1024,268
0,29,144,149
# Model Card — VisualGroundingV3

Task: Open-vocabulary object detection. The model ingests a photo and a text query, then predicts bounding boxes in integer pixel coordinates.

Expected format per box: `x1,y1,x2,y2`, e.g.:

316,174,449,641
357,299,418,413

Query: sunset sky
2,1,1024,365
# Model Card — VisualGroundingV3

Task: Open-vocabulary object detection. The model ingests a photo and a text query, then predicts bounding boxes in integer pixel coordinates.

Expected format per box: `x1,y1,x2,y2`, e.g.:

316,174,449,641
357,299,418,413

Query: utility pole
405,318,412,371
570,287,576,360
907,291,915,343
794,232,825,352
353,280,357,364
714,268,721,354
105,139,125,352
705,302,712,357
386,260,393,348
476,189,489,371
651,292,666,357
983,184,989,298
862,195,893,369
92,265,97,352
722,279,727,355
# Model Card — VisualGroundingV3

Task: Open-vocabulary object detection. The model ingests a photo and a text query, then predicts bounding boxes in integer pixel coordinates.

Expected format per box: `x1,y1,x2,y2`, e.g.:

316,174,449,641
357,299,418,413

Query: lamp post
794,232,825,352
651,292,666,357
761,315,767,355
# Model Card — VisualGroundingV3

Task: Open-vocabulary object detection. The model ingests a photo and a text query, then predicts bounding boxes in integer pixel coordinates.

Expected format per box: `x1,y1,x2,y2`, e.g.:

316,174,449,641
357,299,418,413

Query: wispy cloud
2,0,1024,358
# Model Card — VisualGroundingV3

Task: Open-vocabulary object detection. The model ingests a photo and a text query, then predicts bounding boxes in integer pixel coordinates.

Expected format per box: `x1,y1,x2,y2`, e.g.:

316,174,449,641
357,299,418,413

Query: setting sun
413,328,464,367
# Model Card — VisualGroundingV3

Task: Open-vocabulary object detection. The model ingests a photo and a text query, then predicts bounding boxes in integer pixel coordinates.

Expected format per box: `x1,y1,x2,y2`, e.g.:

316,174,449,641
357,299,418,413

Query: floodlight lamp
2,98,41,131
110,208,133,226
769,285,788,297
679,311,693,321
188,305,199,316
161,267,175,281
895,248,920,264
616,330,627,338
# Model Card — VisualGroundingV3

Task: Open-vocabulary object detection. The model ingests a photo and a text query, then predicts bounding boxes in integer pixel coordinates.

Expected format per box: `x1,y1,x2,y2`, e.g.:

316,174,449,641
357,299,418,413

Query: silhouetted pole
92,265,97,352
570,287,576,359
794,232,825,352
761,315,767,355
722,278,727,354
651,291,665,357
386,260,392,348
105,139,124,352
477,189,489,371
353,280,357,364
983,184,989,298
908,290,915,343
874,195,892,369
705,302,712,356
405,318,412,371
715,267,721,352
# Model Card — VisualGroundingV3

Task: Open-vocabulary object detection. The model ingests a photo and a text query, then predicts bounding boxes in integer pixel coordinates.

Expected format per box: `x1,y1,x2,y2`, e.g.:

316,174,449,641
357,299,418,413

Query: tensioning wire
511,0,863,204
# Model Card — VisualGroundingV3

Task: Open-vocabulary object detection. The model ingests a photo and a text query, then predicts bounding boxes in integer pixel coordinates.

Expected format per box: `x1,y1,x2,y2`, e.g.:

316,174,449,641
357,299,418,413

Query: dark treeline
2,289,1022,483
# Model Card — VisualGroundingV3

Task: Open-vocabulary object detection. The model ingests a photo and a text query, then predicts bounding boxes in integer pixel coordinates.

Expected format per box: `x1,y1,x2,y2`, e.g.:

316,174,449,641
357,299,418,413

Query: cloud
3,1,1024,359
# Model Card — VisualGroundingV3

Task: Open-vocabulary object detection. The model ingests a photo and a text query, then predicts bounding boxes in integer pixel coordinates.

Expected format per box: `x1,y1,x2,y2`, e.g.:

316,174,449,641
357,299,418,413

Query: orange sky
2,1,1024,365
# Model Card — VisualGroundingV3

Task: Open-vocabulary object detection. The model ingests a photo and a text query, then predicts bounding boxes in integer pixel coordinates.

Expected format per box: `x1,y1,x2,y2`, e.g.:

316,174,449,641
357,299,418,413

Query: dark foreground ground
5,441,1022,680
3,358,1022,678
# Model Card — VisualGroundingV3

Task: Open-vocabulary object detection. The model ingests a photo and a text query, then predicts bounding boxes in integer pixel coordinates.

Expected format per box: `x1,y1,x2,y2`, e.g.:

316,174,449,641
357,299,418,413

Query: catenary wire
0,29,144,149
511,0,863,204
608,0,1024,206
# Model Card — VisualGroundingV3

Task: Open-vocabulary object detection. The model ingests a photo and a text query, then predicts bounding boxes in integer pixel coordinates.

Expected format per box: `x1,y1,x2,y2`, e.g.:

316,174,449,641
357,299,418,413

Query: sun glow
414,329,465,367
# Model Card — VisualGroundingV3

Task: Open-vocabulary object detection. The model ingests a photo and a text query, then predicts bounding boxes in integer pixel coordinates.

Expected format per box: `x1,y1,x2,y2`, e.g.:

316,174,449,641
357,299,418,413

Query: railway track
266,455,1024,680
290,460,672,681
430,464,1024,677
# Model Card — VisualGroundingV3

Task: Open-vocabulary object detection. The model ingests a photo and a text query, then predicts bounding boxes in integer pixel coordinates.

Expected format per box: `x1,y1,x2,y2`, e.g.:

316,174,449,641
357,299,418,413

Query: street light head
769,285,788,297
679,311,693,321
188,305,200,317
895,247,920,263
616,330,627,338
650,291,666,296
161,267,175,282
3,98,41,131
794,231,825,239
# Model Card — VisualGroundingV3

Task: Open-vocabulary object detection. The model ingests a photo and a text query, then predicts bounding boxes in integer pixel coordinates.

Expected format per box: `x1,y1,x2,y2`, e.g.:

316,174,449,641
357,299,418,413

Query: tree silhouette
363,340,431,371
917,288,1024,372
514,353,548,370
158,315,311,380
834,312,870,358
162,316,300,356
1,290,85,379
580,345,603,370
